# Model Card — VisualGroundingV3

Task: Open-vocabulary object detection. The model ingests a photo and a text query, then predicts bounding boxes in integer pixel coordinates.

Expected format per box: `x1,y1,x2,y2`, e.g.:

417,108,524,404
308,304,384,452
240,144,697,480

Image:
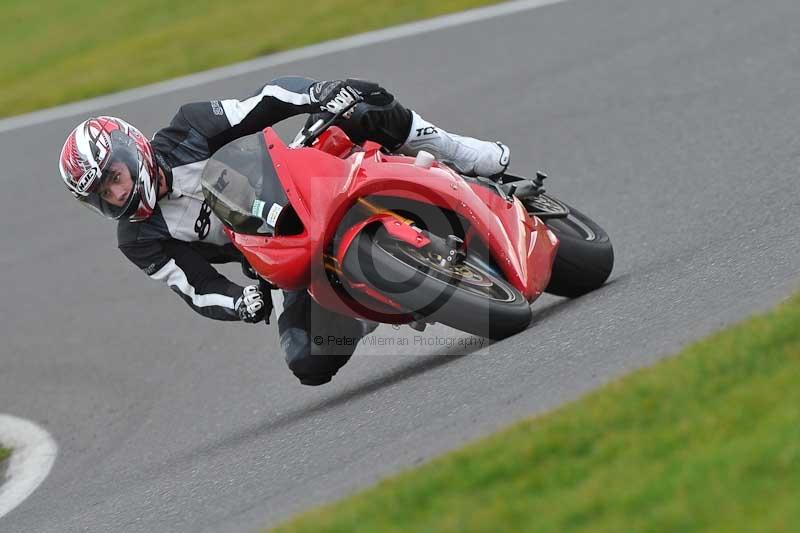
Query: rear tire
342,227,532,340
540,204,614,298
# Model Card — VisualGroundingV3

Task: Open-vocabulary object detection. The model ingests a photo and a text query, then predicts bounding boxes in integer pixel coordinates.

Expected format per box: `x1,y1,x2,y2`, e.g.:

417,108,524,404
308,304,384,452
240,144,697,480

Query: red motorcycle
201,103,613,339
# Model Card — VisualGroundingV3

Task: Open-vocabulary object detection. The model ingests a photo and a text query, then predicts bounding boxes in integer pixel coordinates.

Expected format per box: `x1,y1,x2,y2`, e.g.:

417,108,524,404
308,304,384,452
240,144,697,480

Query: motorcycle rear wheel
538,203,614,297
342,227,532,340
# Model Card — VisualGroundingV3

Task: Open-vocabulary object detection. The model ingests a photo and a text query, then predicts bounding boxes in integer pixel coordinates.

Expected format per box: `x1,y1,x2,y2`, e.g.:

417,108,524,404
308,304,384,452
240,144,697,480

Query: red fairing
226,126,559,321
227,129,359,290
465,182,558,299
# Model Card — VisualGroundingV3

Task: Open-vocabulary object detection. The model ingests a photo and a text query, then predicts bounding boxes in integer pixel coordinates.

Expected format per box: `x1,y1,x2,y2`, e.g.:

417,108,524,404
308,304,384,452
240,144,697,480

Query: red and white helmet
59,116,159,222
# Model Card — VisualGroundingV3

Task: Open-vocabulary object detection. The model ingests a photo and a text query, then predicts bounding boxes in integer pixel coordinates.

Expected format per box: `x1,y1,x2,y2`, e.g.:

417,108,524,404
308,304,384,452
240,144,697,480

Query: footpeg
500,171,548,200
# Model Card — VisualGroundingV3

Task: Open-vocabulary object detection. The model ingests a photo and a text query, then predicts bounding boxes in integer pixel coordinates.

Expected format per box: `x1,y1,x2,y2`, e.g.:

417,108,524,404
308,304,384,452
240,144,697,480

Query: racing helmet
59,116,159,222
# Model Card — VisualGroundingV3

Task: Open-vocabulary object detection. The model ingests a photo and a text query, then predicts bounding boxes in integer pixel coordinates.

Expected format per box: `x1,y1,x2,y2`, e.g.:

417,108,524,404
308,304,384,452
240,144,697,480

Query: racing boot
399,111,510,179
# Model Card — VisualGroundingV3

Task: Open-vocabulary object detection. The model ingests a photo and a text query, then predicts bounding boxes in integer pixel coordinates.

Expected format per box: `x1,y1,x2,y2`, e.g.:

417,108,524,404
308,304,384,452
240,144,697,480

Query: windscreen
200,132,290,235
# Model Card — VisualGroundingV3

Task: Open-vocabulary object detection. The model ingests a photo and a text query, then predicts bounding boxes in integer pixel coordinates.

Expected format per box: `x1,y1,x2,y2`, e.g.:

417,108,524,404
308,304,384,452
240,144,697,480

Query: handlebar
289,94,364,149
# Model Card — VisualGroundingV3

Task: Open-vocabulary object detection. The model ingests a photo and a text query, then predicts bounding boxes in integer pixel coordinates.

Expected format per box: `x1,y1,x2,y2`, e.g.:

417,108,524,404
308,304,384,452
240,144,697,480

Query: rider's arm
119,237,245,321
153,76,400,165
154,76,320,158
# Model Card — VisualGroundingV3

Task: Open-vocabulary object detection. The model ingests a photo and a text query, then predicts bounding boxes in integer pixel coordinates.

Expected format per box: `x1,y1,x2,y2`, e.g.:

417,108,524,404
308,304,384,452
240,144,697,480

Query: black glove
236,284,268,323
309,80,362,117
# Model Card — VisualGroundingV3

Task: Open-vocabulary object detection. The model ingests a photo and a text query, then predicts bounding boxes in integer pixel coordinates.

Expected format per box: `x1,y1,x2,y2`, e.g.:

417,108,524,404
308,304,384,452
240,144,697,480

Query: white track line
0,415,58,519
0,0,568,133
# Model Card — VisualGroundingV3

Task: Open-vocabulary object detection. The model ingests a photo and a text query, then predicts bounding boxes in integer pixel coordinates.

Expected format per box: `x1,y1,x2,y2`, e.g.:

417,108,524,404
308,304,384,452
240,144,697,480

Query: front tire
342,227,532,340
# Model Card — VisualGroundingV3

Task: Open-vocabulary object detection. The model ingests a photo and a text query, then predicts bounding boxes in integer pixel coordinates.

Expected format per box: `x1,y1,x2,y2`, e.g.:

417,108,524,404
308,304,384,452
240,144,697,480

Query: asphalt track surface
2,0,799,530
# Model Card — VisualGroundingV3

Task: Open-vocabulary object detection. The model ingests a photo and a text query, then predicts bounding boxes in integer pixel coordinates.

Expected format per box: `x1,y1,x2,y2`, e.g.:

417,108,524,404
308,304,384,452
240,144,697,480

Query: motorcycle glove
309,79,390,114
236,284,270,323
309,80,361,117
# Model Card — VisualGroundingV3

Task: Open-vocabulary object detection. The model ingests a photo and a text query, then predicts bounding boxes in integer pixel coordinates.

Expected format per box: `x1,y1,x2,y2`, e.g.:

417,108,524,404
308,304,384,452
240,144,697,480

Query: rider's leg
332,80,510,178
398,110,510,178
277,290,371,386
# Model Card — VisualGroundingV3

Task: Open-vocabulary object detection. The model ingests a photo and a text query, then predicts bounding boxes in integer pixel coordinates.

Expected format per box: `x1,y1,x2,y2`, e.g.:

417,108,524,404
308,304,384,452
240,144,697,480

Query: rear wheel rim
547,215,597,241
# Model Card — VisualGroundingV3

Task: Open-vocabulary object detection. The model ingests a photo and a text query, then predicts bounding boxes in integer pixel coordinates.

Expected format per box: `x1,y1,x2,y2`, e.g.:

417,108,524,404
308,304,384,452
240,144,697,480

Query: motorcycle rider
58,77,510,386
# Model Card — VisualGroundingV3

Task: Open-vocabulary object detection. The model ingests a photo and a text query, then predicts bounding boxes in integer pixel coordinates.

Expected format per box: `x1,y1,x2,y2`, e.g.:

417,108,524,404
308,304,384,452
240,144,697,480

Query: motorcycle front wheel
342,227,532,340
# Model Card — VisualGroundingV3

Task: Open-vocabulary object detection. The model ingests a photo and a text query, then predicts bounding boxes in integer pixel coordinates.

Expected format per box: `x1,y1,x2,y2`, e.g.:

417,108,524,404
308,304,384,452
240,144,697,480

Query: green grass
271,293,800,532
0,0,503,119
0,446,10,464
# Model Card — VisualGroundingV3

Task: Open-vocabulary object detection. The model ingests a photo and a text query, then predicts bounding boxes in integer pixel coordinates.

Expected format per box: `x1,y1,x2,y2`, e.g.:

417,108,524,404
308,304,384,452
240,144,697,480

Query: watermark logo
311,331,487,353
